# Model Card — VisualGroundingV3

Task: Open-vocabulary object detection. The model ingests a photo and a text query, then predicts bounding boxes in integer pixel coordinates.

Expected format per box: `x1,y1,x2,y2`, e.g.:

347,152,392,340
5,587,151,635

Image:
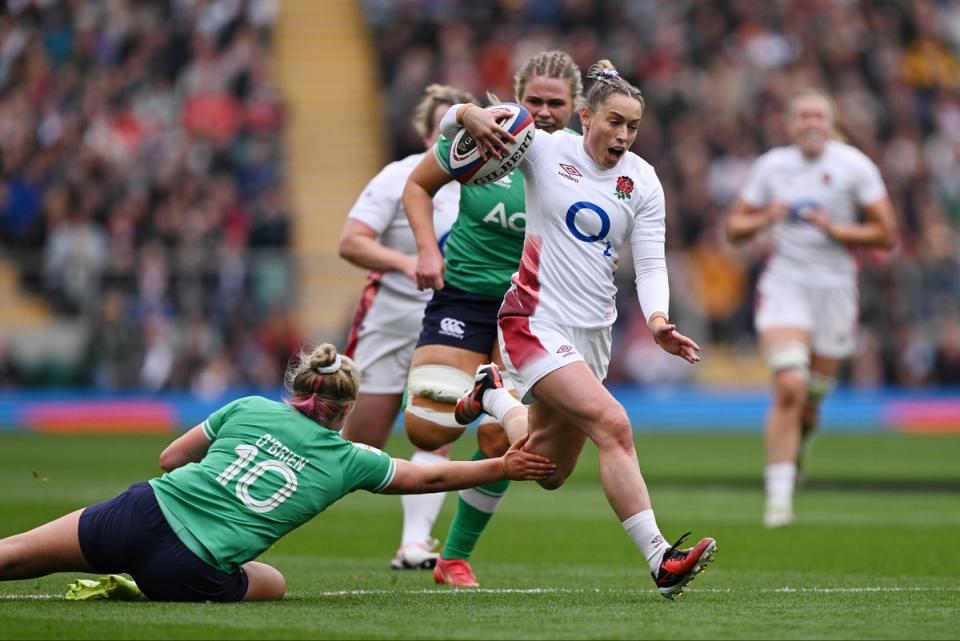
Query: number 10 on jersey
216,444,299,513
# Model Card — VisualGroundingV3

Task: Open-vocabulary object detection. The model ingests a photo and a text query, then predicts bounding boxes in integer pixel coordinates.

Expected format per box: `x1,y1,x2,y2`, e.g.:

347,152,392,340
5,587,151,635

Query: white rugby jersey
501,130,669,329
347,153,460,301
739,140,887,286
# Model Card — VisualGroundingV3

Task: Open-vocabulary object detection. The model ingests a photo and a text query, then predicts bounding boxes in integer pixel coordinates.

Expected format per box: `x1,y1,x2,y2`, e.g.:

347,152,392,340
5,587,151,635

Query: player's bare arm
382,436,555,494
725,199,788,243
805,197,897,248
403,154,450,290
158,425,212,472
338,219,418,281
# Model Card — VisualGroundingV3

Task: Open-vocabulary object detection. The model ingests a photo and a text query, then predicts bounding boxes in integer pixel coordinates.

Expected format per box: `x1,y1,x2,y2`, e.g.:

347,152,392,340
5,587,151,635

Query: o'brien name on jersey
254,433,309,472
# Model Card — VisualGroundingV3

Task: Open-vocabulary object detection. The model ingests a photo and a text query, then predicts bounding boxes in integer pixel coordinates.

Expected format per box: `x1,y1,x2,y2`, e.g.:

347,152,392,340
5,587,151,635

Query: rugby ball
788,198,822,223
448,103,535,186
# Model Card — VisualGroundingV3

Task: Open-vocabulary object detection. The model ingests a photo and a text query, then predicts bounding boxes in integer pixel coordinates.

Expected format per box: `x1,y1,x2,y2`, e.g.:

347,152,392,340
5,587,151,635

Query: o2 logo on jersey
566,201,613,257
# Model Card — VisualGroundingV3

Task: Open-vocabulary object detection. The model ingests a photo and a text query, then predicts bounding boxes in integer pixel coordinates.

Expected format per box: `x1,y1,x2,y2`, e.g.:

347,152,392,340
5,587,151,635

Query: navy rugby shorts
416,283,503,354
78,482,249,602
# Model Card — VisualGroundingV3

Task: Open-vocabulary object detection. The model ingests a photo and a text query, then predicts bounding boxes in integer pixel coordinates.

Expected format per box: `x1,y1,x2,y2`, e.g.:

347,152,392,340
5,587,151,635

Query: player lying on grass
0,343,555,602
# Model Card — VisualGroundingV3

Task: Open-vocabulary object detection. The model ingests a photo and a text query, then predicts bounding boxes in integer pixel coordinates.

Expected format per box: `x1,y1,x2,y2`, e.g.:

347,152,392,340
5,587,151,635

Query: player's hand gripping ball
448,103,535,186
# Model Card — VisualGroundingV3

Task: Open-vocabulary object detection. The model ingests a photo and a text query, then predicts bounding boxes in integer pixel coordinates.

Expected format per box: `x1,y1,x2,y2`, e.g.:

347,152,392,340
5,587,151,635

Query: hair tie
315,354,342,374
591,69,622,82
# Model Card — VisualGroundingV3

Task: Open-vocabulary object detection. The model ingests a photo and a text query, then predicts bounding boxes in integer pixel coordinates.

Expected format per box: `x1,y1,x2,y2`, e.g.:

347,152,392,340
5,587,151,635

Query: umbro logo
439,317,465,339
558,163,582,183
556,344,575,357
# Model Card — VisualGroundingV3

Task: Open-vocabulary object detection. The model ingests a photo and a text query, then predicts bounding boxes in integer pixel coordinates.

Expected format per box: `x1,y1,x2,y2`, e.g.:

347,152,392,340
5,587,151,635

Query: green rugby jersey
434,129,580,297
149,396,395,573
435,134,526,298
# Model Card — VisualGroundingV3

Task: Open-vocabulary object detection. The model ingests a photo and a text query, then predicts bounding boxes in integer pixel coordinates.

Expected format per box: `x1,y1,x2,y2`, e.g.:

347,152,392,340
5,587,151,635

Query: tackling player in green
0,343,555,602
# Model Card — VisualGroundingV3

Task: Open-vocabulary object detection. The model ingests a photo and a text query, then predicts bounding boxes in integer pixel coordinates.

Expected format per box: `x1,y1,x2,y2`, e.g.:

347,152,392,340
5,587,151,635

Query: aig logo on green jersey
483,203,525,232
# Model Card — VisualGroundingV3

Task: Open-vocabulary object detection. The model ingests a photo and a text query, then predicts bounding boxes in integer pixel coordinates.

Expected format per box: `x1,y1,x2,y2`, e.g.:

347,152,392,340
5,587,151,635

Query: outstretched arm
381,435,555,495
159,425,211,472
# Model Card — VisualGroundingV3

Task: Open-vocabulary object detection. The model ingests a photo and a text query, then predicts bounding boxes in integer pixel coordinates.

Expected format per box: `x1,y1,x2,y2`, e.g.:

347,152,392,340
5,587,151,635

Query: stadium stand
1,1,958,392
0,0,298,389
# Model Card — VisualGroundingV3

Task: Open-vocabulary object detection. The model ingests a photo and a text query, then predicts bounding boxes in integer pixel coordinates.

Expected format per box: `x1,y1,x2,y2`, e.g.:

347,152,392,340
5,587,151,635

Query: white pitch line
306,586,960,597
3,586,958,601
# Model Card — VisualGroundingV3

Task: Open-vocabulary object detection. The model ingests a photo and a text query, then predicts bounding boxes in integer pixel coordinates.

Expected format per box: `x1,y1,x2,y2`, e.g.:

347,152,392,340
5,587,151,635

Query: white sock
400,450,449,546
622,509,669,574
482,387,521,425
764,462,796,507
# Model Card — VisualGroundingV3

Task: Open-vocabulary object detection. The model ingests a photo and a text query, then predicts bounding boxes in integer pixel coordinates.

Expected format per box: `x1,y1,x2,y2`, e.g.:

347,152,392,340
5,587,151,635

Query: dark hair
581,60,644,114
284,343,359,425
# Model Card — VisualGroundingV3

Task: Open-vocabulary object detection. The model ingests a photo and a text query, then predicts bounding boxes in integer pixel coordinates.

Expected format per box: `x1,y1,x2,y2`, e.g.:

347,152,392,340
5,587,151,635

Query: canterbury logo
439,317,466,338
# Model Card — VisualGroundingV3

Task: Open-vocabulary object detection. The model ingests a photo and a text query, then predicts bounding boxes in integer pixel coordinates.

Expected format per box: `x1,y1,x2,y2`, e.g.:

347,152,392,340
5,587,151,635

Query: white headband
315,354,342,374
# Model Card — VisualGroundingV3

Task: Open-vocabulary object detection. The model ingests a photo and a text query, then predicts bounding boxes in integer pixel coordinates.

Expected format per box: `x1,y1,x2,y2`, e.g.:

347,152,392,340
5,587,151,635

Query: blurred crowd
2,0,958,393
0,0,301,393
364,0,960,388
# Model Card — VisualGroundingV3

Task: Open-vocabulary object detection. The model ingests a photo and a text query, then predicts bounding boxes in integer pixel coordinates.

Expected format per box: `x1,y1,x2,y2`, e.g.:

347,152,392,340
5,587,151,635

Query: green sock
441,448,510,560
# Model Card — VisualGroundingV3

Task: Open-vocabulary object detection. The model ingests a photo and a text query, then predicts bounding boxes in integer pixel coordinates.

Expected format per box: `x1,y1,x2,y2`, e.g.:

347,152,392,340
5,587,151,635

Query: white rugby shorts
348,285,426,394
754,270,858,359
498,314,611,403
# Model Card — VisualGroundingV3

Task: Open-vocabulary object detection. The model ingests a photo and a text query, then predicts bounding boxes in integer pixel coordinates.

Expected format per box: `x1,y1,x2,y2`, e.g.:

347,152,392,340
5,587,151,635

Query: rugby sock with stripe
441,448,510,560
400,450,449,546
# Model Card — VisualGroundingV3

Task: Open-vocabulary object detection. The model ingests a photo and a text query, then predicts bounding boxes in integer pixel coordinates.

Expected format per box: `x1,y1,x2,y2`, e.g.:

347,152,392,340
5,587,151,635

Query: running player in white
725,89,897,528
402,50,582,587
338,85,476,569
425,60,717,600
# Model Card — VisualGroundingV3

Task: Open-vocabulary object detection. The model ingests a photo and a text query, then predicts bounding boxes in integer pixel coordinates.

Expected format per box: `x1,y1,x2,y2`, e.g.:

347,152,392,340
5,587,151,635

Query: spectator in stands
0,0,290,391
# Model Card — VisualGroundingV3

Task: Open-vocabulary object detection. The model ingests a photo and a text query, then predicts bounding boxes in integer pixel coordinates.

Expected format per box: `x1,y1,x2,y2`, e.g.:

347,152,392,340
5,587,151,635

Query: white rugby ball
447,103,535,186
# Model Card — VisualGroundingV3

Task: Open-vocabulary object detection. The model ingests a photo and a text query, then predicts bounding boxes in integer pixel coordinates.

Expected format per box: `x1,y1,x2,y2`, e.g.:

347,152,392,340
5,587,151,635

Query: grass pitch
1,431,958,639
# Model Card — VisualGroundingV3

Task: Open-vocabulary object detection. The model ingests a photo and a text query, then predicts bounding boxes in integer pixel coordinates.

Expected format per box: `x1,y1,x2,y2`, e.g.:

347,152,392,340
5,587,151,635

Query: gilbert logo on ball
448,103,535,186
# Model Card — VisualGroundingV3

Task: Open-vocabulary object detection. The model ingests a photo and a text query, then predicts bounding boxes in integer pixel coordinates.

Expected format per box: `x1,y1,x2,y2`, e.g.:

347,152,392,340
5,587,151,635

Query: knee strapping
767,342,811,378
405,365,474,429
407,365,473,403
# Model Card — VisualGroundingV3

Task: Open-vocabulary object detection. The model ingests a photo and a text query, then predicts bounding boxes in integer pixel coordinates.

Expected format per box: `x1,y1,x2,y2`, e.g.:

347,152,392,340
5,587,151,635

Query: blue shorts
78,482,249,602
417,283,503,354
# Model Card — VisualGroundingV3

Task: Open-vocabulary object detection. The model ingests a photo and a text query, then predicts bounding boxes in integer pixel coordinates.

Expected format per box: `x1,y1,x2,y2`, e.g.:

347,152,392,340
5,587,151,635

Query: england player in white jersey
338,85,474,570
423,61,717,600
725,90,897,528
